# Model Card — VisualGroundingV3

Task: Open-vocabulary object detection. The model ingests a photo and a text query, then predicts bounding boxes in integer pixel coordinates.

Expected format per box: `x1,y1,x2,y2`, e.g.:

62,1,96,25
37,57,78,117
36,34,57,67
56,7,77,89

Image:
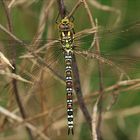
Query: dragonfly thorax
61,35,74,52
58,17,75,52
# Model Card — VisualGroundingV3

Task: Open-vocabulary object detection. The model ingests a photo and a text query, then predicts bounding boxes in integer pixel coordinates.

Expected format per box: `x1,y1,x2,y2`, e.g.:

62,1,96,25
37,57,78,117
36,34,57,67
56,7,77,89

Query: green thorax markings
58,17,74,52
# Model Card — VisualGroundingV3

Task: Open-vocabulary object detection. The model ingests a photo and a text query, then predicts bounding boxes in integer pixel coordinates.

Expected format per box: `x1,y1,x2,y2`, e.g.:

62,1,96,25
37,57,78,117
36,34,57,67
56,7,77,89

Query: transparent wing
74,20,140,45
1,20,139,49
72,20,140,79
74,50,140,76
0,20,139,86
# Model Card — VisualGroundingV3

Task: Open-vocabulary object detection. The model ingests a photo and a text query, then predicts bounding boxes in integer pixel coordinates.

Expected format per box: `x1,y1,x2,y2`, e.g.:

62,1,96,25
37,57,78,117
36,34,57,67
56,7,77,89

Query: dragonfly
57,17,79,135
0,15,140,135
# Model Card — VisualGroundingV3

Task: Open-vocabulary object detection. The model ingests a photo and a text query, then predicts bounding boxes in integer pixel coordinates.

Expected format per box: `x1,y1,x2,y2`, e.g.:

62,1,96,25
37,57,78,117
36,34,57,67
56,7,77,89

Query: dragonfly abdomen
64,51,74,135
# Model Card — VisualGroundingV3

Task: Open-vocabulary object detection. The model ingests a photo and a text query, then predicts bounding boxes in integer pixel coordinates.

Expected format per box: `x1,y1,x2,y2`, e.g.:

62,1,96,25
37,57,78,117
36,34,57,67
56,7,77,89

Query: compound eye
59,24,65,29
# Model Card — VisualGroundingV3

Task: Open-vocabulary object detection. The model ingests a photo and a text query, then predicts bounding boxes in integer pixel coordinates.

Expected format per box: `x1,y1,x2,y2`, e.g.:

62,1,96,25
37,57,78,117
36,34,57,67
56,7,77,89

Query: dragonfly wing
0,38,60,49
74,20,140,50
74,49,140,79
19,42,66,82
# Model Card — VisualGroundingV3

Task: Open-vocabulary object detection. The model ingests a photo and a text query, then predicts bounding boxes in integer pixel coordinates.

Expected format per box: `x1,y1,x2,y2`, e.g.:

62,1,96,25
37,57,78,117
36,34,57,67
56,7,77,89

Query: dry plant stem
72,55,92,130
32,0,55,47
92,99,99,140
85,79,140,101
82,0,96,50
0,22,66,126
68,0,83,18
0,23,24,45
0,23,132,84
88,0,121,27
13,79,140,126
39,72,46,111
94,20,104,140
0,9,64,140
82,2,104,135
75,1,104,138
22,84,140,129
104,105,140,119
11,79,140,130
106,74,124,111
76,50,129,79
1,1,34,140
0,23,64,82
32,105,140,135
74,27,97,39
18,79,140,135
0,70,32,84
8,0,16,8
0,106,50,140
107,89,119,111
32,0,55,127
57,0,67,19
121,83,140,91
34,54,64,81
38,6,54,116
57,0,92,131
73,62,93,140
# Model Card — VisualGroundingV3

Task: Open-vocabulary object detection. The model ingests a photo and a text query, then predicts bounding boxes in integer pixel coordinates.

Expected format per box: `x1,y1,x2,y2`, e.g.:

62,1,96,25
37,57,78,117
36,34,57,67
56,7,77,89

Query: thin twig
0,23,64,81
82,1,105,136
57,0,67,18
104,105,140,119
32,0,55,48
0,70,33,84
88,0,121,27
81,0,96,50
0,106,50,140
73,60,94,140
92,99,99,140
68,0,83,18
94,19,104,140
8,0,16,8
0,23,25,45
84,79,140,101
10,79,140,128
75,50,130,79
83,0,104,137
1,1,34,139
72,54,92,129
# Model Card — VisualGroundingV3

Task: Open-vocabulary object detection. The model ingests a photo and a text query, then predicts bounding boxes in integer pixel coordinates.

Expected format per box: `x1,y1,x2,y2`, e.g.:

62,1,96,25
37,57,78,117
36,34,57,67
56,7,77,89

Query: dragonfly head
58,17,74,31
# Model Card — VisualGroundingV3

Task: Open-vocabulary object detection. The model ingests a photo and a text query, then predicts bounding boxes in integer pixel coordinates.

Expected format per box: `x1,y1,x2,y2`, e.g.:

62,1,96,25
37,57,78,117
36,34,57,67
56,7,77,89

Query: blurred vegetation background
0,0,140,140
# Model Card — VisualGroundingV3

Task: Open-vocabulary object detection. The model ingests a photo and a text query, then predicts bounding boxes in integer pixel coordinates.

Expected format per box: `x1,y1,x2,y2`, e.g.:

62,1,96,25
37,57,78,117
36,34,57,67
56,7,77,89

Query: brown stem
94,21,104,140
68,0,83,18
57,0,92,131
57,0,67,18
1,1,34,140
72,55,92,130
82,1,104,139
